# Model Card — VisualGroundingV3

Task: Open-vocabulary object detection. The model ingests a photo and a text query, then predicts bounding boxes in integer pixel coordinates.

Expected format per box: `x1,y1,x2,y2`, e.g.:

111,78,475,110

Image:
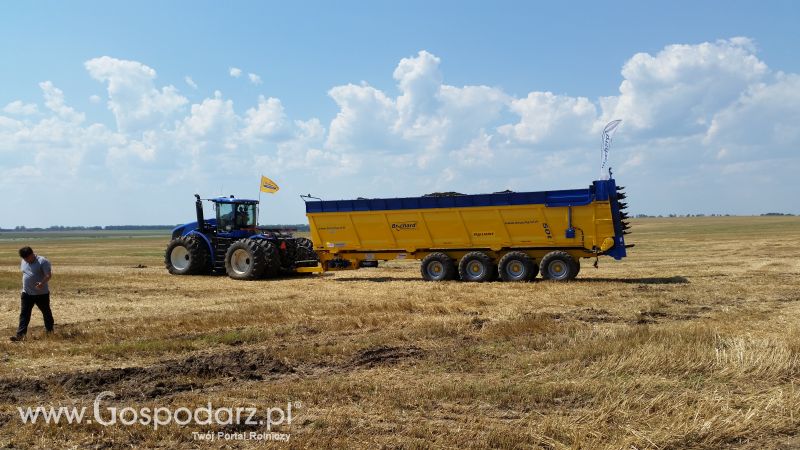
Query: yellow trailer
299,178,631,281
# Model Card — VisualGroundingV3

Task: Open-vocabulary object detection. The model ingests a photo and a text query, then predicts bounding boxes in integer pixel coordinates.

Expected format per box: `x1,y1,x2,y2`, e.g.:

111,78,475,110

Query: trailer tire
540,251,578,281
498,251,536,282
165,235,210,275
224,238,268,280
458,251,496,282
254,240,281,278
421,252,457,281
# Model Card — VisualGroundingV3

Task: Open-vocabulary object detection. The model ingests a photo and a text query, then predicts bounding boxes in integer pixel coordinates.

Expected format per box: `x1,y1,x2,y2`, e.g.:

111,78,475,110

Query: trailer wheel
540,251,578,281
420,252,457,281
458,252,496,282
498,251,536,282
165,235,210,275
254,240,281,278
224,238,268,280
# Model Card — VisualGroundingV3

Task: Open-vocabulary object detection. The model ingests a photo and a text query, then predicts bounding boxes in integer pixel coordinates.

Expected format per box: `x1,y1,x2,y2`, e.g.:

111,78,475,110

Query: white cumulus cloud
85,56,187,133
3,100,38,115
600,37,768,135
248,73,262,85
39,81,85,123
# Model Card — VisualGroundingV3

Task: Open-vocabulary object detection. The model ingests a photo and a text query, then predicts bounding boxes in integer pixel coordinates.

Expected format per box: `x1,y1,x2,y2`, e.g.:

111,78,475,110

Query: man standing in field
10,247,54,341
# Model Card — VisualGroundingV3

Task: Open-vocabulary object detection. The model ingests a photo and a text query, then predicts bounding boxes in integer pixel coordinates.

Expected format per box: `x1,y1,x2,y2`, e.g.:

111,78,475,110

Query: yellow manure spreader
298,178,631,282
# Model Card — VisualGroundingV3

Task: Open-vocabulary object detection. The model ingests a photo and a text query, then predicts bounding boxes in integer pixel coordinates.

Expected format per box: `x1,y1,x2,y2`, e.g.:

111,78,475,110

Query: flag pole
258,178,262,227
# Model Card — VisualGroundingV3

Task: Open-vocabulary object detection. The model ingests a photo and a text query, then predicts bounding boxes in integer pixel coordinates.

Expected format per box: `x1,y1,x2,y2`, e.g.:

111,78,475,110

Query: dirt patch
349,346,423,368
470,317,490,330
635,309,701,324
572,307,621,323
67,350,292,398
0,349,294,401
0,378,48,403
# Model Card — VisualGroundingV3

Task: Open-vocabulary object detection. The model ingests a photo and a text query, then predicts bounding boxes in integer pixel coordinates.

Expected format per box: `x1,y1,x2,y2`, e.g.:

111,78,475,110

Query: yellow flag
260,175,279,193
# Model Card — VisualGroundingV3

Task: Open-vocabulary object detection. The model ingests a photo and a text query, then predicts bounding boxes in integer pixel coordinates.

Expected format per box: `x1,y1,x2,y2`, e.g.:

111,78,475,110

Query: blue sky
1,1,799,227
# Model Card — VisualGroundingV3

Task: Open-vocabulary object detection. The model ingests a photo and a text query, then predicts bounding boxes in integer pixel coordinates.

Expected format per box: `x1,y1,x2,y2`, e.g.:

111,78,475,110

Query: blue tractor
165,195,318,279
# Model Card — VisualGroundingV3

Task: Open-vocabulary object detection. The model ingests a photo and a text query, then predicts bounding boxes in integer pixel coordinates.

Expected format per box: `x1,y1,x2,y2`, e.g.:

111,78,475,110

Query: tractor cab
212,197,258,233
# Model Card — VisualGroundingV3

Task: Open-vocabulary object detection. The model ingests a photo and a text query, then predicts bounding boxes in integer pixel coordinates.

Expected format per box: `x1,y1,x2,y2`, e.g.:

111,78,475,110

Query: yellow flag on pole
260,175,279,193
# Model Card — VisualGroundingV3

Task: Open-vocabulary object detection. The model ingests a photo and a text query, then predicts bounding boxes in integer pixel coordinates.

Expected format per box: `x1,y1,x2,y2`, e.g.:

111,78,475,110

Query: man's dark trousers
17,292,54,337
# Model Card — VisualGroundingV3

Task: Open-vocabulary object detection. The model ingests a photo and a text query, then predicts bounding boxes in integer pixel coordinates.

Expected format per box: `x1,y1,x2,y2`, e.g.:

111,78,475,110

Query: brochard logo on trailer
391,222,417,231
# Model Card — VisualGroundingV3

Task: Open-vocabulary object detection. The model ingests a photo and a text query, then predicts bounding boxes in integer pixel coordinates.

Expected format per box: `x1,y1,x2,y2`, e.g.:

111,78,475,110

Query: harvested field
0,216,799,448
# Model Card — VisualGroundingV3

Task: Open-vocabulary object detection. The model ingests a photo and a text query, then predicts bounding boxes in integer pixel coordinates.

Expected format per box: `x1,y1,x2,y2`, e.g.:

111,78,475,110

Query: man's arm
35,260,52,290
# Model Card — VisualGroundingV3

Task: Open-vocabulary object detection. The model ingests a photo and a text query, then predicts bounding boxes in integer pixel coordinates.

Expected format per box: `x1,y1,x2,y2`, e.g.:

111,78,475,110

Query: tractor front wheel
254,240,281,278
224,239,268,280
165,235,210,275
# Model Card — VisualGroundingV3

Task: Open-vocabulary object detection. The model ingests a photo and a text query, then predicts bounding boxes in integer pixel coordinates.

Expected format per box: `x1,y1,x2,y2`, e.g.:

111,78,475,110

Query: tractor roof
211,197,259,204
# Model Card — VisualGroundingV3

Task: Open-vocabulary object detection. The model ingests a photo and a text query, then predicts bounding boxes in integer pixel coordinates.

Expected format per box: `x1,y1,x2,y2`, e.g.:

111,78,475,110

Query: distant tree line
634,213,794,218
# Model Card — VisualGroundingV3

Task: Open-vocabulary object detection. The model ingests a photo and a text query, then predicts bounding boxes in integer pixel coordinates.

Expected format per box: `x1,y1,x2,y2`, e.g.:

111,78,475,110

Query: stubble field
0,216,798,449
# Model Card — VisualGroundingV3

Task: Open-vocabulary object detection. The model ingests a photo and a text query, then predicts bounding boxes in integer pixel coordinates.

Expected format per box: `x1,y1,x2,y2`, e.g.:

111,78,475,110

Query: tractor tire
255,240,281,278
458,251,496,282
224,238,268,280
293,237,319,266
277,239,297,272
165,235,210,275
420,252,457,281
540,251,578,281
573,258,581,277
295,237,314,251
498,251,536,282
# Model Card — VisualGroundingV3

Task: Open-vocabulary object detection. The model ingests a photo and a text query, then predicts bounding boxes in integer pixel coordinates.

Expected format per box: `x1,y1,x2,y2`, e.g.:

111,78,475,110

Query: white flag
600,119,622,179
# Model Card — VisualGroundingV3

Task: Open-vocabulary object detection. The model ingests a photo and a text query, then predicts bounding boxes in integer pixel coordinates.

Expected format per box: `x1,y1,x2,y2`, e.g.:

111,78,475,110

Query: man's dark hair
18,247,34,258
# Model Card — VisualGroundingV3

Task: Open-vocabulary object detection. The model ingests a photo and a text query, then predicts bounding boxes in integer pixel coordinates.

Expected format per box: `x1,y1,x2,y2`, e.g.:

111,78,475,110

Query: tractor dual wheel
540,251,579,281
294,237,318,263
498,251,538,282
165,235,210,275
254,240,281,278
420,252,457,281
458,251,497,282
224,238,272,280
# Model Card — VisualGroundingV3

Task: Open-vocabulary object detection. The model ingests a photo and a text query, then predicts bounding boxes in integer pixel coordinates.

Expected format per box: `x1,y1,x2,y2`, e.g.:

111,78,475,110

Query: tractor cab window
235,204,257,229
216,203,235,231
217,202,257,232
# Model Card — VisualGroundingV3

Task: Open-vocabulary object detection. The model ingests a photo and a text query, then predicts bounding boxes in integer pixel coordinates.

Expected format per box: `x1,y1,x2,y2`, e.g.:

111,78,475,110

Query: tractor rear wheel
458,252,496,282
224,238,268,280
420,252,457,281
294,237,318,262
165,235,210,275
540,251,578,281
498,251,536,282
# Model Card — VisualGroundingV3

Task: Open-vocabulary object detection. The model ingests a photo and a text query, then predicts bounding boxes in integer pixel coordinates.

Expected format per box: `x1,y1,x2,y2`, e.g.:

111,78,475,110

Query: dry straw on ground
0,216,798,448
